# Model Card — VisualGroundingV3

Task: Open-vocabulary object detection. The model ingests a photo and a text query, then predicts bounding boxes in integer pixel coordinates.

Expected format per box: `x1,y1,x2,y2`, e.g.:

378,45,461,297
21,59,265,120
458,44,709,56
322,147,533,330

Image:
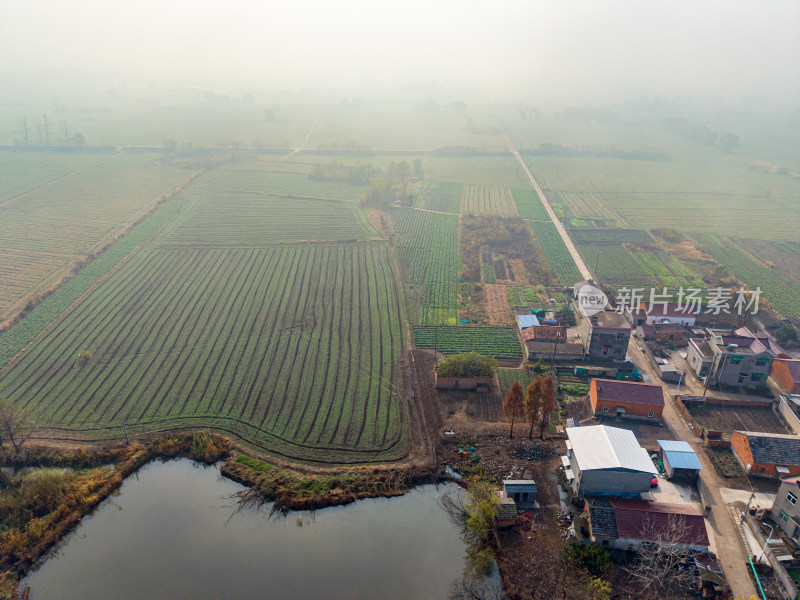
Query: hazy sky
1,0,798,102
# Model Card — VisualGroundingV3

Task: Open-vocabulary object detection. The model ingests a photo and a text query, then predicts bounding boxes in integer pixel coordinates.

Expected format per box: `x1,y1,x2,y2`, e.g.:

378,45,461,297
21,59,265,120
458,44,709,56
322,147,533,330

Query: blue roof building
657,440,702,481
516,314,540,331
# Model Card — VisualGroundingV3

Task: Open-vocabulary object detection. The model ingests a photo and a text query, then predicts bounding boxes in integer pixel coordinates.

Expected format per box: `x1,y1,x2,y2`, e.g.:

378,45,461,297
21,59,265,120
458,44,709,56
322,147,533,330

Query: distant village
434,278,800,600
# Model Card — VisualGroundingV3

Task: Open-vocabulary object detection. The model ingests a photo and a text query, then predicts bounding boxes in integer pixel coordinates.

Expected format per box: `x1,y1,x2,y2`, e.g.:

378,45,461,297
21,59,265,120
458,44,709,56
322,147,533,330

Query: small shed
657,440,702,482
516,314,540,331
503,480,537,508
496,496,518,527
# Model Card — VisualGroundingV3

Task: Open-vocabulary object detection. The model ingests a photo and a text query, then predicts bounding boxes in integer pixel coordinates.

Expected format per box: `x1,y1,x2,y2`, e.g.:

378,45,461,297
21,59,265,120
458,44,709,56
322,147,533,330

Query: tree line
14,115,85,147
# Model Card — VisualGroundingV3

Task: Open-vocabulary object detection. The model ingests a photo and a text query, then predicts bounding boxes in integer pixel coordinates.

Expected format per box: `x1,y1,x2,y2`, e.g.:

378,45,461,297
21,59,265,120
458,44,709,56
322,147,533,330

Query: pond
23,458,477,599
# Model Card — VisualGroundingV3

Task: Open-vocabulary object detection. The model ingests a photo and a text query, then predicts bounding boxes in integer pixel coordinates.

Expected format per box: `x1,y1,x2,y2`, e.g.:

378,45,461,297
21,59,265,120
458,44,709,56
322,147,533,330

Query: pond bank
21,459,467,600
0,432,437,597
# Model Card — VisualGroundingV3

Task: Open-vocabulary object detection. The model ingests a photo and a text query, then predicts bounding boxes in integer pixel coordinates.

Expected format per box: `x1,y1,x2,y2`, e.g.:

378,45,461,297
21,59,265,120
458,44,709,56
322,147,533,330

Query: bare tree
525,379,543,439
624,514,696,599
0,399,37,455
16,115,29,145
450,575,508,600
60,119,72,143
503,382,525,438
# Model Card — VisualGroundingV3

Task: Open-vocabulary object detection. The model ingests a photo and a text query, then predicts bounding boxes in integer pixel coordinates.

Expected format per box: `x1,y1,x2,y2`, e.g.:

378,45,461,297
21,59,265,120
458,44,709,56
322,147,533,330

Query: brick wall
773,359,800,395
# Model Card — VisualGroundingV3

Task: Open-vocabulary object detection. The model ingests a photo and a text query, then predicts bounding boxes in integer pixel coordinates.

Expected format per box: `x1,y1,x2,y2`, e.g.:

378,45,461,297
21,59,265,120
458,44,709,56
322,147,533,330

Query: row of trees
15,115,85,147
503,376,556,439
360,159,424,206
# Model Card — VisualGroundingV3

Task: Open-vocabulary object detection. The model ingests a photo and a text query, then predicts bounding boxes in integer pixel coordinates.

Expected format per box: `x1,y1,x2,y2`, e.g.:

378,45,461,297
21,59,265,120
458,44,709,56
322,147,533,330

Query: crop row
510,188,549,220
0,243,408,463
529,221,582,285
694,234,800,319
497,368,533,395
413,325,523,359
163,191,377,244
460,185,518,217
570,228,652,243
414,180,462,213
392,209,459,324
0,191,195,368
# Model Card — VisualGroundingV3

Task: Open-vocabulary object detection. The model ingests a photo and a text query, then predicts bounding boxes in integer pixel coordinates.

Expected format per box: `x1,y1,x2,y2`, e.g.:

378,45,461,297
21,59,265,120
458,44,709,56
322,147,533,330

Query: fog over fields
1,0,799,102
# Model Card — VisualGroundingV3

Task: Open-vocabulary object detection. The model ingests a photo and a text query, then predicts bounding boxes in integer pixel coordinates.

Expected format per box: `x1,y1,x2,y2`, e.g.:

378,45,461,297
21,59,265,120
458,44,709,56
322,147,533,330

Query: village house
687,332,775,388
496,497,518,528
520,324,567,344
734,326,790,358
772,358,800,395
526,340,584,362
640,302,698,327
587,497,710,552
516,313,540,333
636,322,685,343
769,476,800,542
565,425,657,497
590,378,665,421
731,431,800,477
434,374,492,392
502,479,537,508
656,440,702,482
579,310,631,360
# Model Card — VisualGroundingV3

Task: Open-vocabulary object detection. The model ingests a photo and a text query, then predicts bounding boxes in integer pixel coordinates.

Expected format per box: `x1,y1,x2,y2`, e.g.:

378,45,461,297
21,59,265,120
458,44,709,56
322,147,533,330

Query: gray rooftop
588,311,631,330
567,425,657,474
737,431,800,467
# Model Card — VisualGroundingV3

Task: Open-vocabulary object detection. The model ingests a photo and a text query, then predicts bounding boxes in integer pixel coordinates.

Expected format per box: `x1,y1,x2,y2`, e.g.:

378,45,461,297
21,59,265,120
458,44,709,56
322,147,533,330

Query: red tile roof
593,379,665,407
609,498,709,547
521,325,566,342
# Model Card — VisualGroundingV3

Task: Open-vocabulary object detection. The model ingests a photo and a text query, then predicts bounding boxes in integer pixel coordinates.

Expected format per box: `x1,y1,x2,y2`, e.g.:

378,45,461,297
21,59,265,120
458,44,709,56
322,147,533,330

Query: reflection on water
24,458,470,600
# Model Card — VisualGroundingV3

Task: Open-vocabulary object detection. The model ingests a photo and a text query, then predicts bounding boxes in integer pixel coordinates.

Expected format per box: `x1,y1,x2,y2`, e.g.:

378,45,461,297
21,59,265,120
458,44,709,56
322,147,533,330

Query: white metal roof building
566,425,657,497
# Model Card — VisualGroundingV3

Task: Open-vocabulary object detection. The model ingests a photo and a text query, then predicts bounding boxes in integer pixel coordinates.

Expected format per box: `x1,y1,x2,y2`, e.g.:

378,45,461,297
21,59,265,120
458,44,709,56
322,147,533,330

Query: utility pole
703,351,721,397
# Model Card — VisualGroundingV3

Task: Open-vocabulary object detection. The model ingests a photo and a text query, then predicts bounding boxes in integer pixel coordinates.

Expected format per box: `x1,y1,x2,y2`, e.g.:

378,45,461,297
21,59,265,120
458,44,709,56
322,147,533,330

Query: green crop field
529,221,582,285
413,181,462,213
391,209,459,324
569,228,652,244
694,234,800,319
0,166,408,464
460,185,518,217
497,368,533,396
511,188,549,220
413,325,523,359
527,156,800,241
421,156,527,186
0,152,192,321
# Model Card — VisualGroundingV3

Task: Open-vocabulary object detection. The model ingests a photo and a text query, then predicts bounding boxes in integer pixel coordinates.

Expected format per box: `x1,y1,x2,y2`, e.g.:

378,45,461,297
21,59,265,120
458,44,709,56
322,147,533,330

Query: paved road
628,340,759,599
505,134,593,281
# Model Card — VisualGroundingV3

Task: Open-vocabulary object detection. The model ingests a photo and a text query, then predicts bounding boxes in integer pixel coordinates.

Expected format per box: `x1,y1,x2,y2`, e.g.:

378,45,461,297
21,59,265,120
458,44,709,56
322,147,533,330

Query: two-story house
770,476,800,542
579,310,631,361
688,332,775,388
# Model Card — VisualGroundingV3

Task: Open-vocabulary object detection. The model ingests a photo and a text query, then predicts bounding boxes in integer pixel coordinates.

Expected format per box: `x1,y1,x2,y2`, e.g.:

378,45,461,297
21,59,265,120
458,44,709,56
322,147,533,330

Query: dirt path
391,205,461,216
280,116,319,161
504,134,593,281
627,339,758,600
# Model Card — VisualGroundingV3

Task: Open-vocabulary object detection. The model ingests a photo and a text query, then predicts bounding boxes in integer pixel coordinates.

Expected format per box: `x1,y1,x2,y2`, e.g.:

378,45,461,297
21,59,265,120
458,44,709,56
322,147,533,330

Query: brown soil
366,207,388,237
507,258,527,283
688,404,789,439
482,283,514,325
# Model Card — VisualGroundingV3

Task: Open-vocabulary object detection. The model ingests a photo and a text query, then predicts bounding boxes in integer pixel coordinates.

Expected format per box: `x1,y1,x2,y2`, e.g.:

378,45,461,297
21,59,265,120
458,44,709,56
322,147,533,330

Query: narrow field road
627,341,759,600
390,205,461,216
505,134,593,281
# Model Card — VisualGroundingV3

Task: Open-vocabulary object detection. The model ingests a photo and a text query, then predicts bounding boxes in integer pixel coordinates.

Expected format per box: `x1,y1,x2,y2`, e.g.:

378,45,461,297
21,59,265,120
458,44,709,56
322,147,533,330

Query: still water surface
24,458,469,600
